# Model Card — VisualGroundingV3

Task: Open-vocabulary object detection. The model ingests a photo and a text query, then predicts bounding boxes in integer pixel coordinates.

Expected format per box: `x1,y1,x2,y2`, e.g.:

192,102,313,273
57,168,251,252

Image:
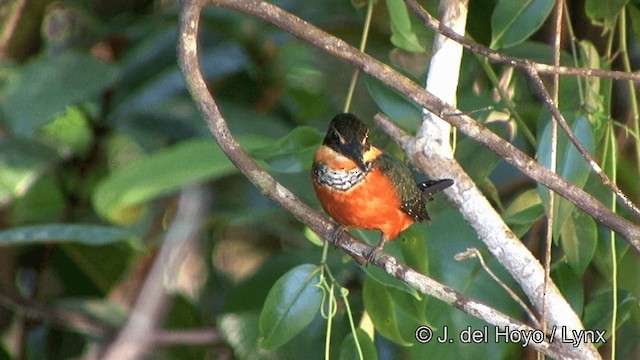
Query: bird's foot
330,225,347,248
365,236,387,264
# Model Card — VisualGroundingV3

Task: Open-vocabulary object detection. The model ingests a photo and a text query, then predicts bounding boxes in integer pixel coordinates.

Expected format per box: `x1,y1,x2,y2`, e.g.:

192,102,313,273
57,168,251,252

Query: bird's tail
418,179,454,200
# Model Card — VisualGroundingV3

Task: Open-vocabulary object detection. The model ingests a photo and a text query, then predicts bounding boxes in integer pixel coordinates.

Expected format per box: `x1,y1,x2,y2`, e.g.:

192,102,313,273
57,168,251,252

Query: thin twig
542,0,564,342
101,186,209,360
403,0,640,83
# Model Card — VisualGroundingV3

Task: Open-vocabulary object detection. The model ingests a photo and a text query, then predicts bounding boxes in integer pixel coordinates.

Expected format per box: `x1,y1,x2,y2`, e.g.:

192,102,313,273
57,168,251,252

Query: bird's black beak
339,140,369,172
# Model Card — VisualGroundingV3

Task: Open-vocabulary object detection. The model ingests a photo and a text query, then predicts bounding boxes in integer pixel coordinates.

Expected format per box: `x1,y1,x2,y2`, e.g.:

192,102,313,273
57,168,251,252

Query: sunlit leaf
40,105,94,157
491,0,555,49
585,0,628,32
93,137,269,225
385,0,425,52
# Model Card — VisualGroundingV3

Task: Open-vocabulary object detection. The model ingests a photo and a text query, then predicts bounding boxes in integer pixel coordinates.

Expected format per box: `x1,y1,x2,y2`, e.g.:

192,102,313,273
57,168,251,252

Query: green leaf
397,227,429,275
491,0,555,49
363,275,416,346
259,264,323,349
93,137,269,225
503,189,544,224
251,126,324,173
585,0,628,32
560,210,597,275
39,105,94,157
503,189,544,237
385,0,425,52
0,224,140,248
551,262,584,315
583,290,635,345
365,75,422,132
537,114,594,239
0,138,61,202
339,328,378,360
2,51,118,137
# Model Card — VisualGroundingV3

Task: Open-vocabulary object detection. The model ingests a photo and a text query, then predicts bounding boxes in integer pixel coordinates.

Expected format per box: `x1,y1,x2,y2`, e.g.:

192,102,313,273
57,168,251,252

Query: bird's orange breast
312,156,415,240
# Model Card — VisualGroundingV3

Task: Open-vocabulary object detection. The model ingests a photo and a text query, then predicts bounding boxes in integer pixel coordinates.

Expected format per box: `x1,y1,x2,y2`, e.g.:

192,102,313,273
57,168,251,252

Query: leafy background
0,0,639,359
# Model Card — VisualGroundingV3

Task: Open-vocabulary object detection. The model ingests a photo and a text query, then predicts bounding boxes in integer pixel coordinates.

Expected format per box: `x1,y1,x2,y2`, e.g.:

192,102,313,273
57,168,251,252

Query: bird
311,113,453,263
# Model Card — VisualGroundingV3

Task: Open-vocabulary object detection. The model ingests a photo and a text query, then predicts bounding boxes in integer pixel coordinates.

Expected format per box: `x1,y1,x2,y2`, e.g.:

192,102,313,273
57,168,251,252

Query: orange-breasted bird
311,113,453,262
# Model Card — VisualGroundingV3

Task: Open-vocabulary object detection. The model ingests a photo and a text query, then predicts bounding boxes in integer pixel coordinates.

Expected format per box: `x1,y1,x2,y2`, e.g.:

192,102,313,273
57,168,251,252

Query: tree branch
101,186,209,360
178,0,581,357
404,0,640,219
205,0,639,253
403,0,640,83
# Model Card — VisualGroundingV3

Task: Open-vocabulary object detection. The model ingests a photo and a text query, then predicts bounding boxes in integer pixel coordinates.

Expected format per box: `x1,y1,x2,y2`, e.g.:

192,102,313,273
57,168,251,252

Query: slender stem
344,0,375,113
619,8,640,176
542,0,563,341
607,121,619,360
341,287,364,360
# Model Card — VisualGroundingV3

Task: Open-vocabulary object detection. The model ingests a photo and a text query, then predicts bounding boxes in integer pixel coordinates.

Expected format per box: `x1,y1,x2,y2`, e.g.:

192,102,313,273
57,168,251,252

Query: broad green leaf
0,224,140,248
385,0,425,52
397,227,429,275
578,41,603,114
537,114,594,239
503,189,543,224
585,0,628,32
583,290,635,345
259,264,323,349
363,275,416,346
339,328,378,360
503,189,544,237
560,210,597,275
93,137,269,225
40,105,94,157
551,262,584,315
491,0,555,49
365,75,422,132
2,51,117,137
251,126,323,173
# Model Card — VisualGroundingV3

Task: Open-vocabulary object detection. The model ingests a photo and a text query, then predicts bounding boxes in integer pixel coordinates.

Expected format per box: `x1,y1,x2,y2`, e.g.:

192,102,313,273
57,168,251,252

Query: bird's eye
361,131,369,145
331,129,345,144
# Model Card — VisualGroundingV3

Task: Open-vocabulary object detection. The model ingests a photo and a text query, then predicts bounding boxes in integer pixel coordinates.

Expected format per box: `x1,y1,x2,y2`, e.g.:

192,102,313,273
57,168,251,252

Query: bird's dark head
323,113,371,171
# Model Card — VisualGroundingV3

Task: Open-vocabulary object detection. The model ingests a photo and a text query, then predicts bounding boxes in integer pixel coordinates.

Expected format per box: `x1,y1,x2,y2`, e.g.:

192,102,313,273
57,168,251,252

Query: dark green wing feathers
374,153,452,222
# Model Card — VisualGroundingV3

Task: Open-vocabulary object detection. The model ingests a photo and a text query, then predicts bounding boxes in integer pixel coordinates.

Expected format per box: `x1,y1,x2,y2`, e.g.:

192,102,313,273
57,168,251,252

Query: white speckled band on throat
313,163,369,191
